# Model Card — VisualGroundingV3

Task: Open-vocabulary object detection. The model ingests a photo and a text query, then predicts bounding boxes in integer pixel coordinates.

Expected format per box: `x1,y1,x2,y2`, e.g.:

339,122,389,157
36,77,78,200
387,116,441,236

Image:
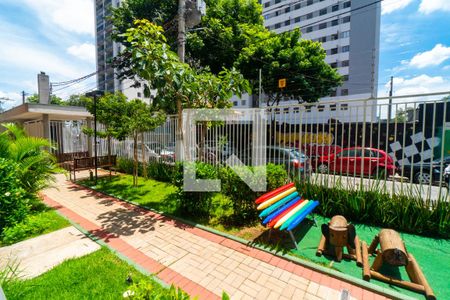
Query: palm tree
0,123,61,194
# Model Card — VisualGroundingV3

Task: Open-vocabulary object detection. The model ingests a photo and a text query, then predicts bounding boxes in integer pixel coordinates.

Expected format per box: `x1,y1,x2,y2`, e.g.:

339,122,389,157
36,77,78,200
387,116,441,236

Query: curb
75,181,416,300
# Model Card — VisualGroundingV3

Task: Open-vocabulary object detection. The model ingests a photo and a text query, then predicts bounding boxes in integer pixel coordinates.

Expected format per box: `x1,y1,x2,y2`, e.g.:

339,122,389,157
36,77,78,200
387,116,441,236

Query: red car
317,147,396,177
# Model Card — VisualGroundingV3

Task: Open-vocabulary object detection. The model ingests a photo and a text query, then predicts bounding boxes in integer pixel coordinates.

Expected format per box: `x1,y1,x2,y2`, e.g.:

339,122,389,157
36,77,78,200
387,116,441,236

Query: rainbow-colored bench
256,182,319,249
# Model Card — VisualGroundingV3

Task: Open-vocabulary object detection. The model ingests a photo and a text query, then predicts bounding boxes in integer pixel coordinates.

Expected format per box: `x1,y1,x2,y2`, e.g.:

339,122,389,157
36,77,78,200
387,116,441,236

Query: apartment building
255,0,381,123
94,0,148,101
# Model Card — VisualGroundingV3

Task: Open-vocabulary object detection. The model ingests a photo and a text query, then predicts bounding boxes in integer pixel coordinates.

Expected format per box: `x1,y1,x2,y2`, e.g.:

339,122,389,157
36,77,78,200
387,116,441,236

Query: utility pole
175,0,186,162
22,91,26,104
387,76,393,123
258,69,262,107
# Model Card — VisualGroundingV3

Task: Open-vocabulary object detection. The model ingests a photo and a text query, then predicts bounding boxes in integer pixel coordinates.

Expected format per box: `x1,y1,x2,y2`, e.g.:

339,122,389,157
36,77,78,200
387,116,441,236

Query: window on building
264,2,270,8
331,19,338,26
275,0,281,3
241,100,246,106
341,31,350,38
306,26,313,33
320,36,327,43
343,1,351,8
307,0,313,6
330,104,337,111
275,23,281,29
285,20,291,26
342,75,349,81
293,107,300,113
318,105,325,112
330,48,338,55
343,16,351,23
305,106,312,112
319,23,327,30
342,45,350,52
341,89,349,96
330,62,338,68
285,7,290,13
137,92,142,98
341,60,350,67
233,101,238,106
294,16,301,23
307,12,313,19
294,3,301,10
275,108,281,114
283,107,290,113
340,103,349,110
319,8,327,16
331,33,338,40
330,90,337,97
332,5,339,12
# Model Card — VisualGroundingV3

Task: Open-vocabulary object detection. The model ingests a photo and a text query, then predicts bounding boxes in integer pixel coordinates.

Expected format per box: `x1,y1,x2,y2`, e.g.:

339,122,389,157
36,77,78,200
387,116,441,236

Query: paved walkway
42,173,389,300
0,226,100,279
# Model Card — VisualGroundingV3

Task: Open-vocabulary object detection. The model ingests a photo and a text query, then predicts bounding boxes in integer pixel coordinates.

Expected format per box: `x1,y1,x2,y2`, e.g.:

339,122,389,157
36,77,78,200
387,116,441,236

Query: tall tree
236,29,342,105
83,92,130,164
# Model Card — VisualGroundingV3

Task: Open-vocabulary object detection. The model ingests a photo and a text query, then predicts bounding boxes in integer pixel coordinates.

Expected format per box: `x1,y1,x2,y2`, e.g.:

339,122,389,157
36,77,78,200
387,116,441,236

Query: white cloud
67,43,95,63
419,0,450,14
409,44,450,68
0,91,22,110
21,0,94,36
382,0,414,14
384,74,450,96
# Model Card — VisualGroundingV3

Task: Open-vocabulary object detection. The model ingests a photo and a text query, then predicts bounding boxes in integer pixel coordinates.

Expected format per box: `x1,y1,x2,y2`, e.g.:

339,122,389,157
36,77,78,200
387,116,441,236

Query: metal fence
55,92,450,201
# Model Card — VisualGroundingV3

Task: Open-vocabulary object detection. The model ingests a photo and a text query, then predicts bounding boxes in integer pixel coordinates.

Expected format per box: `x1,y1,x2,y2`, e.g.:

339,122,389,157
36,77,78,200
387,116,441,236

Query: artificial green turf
3,247,151,300
0,209,70,246
285,215,450,300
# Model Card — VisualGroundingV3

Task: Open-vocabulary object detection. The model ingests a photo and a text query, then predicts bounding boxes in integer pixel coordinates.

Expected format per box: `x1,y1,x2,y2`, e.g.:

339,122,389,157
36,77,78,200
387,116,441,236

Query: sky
0,0,449,110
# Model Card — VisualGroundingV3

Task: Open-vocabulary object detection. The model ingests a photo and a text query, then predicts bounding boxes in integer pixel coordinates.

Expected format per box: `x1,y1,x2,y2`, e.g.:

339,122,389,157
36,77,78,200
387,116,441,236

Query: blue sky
0,0,449,110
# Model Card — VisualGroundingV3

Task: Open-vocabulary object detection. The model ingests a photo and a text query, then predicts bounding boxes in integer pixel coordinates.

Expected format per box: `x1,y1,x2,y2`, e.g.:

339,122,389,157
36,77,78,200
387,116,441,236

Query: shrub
117,157,139,175
297,180,450,238
219,163,289,224
172,162,218,217
146,160,175,182
0,158,30,233
0,210,69,245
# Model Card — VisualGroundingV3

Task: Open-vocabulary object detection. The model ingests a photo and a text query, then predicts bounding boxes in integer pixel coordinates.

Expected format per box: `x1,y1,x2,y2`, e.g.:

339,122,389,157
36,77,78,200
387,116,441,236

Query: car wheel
414,172,431,184
317,163,328,173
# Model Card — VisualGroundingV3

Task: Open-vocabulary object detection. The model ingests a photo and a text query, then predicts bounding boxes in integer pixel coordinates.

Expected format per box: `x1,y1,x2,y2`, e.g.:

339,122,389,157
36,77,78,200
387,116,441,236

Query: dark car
317,147,396,177
240,146,311,176
400,156,450,184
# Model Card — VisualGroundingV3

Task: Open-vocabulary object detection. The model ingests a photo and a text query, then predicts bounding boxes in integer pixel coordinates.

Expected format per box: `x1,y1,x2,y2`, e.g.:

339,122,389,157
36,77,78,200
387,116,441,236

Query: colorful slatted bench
256,182,319,249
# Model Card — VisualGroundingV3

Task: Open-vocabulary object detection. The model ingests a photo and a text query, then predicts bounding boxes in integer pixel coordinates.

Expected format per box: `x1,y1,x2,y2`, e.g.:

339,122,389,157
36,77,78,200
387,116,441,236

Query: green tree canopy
236,29,342,105
26,94,65,105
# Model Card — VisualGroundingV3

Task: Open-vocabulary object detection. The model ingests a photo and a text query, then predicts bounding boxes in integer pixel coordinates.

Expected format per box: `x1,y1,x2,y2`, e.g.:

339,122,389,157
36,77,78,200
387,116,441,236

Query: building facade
94,0,149,101
256,0,381,123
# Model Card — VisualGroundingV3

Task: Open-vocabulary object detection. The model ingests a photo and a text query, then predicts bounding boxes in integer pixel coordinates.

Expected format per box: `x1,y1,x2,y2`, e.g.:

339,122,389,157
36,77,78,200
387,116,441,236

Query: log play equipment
255,183,319,249
316,215,362,266
362,229,435,300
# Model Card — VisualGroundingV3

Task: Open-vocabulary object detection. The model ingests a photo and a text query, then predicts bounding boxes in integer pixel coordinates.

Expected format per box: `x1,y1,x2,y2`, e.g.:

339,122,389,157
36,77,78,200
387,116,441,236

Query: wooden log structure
362,229,436,300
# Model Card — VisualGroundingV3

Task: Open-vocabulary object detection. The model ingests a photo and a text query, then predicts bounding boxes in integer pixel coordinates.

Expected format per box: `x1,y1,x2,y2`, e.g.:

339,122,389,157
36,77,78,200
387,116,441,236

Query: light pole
86,90,104,183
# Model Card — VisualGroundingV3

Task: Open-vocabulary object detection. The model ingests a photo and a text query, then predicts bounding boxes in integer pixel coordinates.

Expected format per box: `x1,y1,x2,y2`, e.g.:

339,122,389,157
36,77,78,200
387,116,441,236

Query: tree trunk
107,135,111,165
133,132,138,186
141,132,147,179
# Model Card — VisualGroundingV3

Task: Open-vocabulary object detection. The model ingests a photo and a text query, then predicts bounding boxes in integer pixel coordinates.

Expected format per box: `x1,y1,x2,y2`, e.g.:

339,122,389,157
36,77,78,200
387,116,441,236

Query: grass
2,247,153,300
0,207,70,246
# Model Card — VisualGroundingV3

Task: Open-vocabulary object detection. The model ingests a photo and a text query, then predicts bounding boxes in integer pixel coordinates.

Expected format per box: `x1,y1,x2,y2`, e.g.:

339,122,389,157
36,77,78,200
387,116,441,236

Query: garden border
74,180,416,300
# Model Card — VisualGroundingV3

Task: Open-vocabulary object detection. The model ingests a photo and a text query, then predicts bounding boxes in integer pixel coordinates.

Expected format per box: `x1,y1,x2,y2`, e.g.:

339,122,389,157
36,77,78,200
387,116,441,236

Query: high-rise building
94,0,148,101
262,0,380,99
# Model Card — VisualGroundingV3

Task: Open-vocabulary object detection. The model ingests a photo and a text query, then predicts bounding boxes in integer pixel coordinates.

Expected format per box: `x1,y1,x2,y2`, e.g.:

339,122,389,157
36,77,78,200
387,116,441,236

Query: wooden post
378,229,408,266
368,235,379,255
316,235,326,256
354,236,362,267
370,270,425,293
408,254,436,300
362,241,371,281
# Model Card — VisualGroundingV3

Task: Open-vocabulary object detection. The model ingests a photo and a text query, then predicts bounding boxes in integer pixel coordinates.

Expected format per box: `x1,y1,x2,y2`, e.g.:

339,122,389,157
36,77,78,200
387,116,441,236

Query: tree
236,29,342,105
66,94,90,107
84,92,130,164
122,99,166,186
26,94,65,105
395,107,415,123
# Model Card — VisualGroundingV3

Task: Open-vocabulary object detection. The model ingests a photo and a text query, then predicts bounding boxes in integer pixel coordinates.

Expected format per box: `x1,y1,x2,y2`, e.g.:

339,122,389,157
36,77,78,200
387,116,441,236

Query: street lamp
85,90,104,183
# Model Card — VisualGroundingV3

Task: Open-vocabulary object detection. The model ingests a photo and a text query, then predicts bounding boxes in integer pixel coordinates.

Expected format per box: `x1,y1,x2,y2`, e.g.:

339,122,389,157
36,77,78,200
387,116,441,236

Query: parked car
127,143,159,162
240,146,311,176
301,144,342,170
317,147,396,178
400,156,450,184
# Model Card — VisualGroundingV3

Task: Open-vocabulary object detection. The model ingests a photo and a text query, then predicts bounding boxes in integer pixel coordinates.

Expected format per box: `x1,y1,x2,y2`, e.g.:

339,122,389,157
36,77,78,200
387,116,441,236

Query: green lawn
1,208,70,246
3,247,154,300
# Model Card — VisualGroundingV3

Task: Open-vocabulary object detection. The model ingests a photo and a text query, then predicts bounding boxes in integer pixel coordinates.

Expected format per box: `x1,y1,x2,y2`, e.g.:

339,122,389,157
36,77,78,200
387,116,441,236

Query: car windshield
289,149,306,159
